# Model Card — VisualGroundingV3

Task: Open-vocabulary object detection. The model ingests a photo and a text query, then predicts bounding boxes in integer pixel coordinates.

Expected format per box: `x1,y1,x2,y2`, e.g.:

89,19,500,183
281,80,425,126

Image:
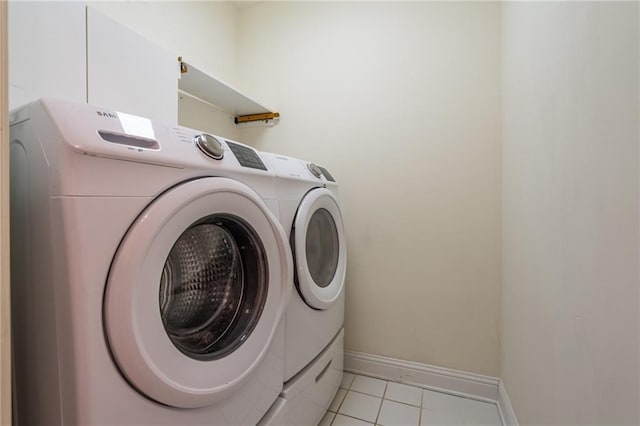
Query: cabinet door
8,2,86,110
87,7,177,123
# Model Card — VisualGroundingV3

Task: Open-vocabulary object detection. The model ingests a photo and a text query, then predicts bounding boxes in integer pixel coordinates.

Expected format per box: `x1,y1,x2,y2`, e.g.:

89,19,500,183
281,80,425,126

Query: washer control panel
226,141,267,171
171,126,268,171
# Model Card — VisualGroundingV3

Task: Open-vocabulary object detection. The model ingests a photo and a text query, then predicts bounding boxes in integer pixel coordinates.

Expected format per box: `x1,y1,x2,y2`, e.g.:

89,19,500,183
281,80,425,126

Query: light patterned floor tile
385,382,423,407
338,391,382,423
350,375,387,397
322,372,503,426
333,414,374,426
420,408,465,426
459,398,501,425
377,400,421,426
422,390,467,414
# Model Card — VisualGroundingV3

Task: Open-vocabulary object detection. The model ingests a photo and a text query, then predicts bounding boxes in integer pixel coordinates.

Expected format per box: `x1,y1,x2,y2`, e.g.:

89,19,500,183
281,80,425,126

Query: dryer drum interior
304,208,339,288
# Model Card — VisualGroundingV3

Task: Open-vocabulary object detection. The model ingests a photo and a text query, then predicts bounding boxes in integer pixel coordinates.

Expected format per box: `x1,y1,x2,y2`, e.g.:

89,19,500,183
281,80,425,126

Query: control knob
194,134,224,160
307,163,322,178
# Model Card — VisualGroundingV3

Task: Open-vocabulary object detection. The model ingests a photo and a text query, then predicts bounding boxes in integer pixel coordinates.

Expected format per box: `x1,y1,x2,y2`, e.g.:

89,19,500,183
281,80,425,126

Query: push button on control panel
194,134,224,160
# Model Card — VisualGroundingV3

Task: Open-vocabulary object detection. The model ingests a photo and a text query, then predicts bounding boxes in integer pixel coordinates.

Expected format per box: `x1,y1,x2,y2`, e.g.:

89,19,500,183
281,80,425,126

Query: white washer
10,98,292,425
259,153,346,426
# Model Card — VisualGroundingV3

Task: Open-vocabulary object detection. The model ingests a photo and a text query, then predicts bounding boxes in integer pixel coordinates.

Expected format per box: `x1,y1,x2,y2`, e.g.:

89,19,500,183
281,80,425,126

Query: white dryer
259,153,347,426
10,98,292,425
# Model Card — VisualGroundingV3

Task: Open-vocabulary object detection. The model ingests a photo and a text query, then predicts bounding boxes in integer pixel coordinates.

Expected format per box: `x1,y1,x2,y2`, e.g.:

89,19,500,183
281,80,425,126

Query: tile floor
319,372,502,426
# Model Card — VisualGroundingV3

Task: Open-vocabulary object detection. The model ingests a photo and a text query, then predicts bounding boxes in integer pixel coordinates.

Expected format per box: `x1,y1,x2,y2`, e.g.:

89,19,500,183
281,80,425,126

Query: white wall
501,2,639,424
237,2,502,376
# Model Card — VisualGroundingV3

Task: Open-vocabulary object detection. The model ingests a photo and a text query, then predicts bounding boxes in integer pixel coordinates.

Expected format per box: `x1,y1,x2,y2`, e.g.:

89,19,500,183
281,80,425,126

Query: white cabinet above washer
8,2,87,109
9,3,274,127
87,7,177,123
9,4,177,123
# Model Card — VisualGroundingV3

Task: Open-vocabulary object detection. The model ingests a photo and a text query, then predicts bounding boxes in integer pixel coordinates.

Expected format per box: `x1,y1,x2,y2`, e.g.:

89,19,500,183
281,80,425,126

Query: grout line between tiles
418,383,424,426
373,381,388,426
347,388,386,399
334,389,348,416
334,412,376,425
331,373,356,424
383,394,422,408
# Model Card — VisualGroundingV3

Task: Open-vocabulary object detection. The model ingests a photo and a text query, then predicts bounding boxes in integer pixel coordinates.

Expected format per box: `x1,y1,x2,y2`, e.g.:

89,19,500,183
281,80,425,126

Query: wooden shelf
178,59,279,124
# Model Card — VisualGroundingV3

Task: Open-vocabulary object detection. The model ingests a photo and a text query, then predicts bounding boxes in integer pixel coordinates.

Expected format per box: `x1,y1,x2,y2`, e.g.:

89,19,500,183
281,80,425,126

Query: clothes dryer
259,153,347,425
10,99,292,425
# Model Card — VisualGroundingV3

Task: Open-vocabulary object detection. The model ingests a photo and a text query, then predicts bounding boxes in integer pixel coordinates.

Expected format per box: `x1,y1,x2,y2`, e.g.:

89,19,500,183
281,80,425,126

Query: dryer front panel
104,177,292,408
293,188,346,310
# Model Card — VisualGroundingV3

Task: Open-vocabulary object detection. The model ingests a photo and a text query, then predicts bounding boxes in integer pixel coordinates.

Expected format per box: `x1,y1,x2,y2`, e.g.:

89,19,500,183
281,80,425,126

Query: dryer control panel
317,166,335,182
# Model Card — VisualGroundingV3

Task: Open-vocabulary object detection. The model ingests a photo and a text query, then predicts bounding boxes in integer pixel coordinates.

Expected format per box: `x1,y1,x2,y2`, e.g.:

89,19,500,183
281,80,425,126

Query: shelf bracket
178,57,188,74
234,112,280,124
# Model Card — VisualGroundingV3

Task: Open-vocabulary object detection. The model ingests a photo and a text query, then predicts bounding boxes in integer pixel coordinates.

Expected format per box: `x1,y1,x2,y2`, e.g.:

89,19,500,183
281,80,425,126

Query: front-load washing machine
10,98,292,425
258,153,346,426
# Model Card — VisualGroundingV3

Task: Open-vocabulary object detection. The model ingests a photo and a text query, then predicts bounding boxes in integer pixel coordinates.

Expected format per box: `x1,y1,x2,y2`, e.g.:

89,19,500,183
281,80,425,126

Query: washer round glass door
104,178,292,408
293,188,346,310
159,215,265,361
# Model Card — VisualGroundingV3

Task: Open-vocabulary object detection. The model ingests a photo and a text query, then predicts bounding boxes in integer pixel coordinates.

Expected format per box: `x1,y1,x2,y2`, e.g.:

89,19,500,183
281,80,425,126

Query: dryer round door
104,177,292,409
293,188,346,310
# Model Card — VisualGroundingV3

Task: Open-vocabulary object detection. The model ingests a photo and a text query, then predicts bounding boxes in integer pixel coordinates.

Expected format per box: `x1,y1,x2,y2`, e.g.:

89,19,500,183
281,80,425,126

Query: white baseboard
344,351,519,425
497,380,519,426
344,351,500,402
